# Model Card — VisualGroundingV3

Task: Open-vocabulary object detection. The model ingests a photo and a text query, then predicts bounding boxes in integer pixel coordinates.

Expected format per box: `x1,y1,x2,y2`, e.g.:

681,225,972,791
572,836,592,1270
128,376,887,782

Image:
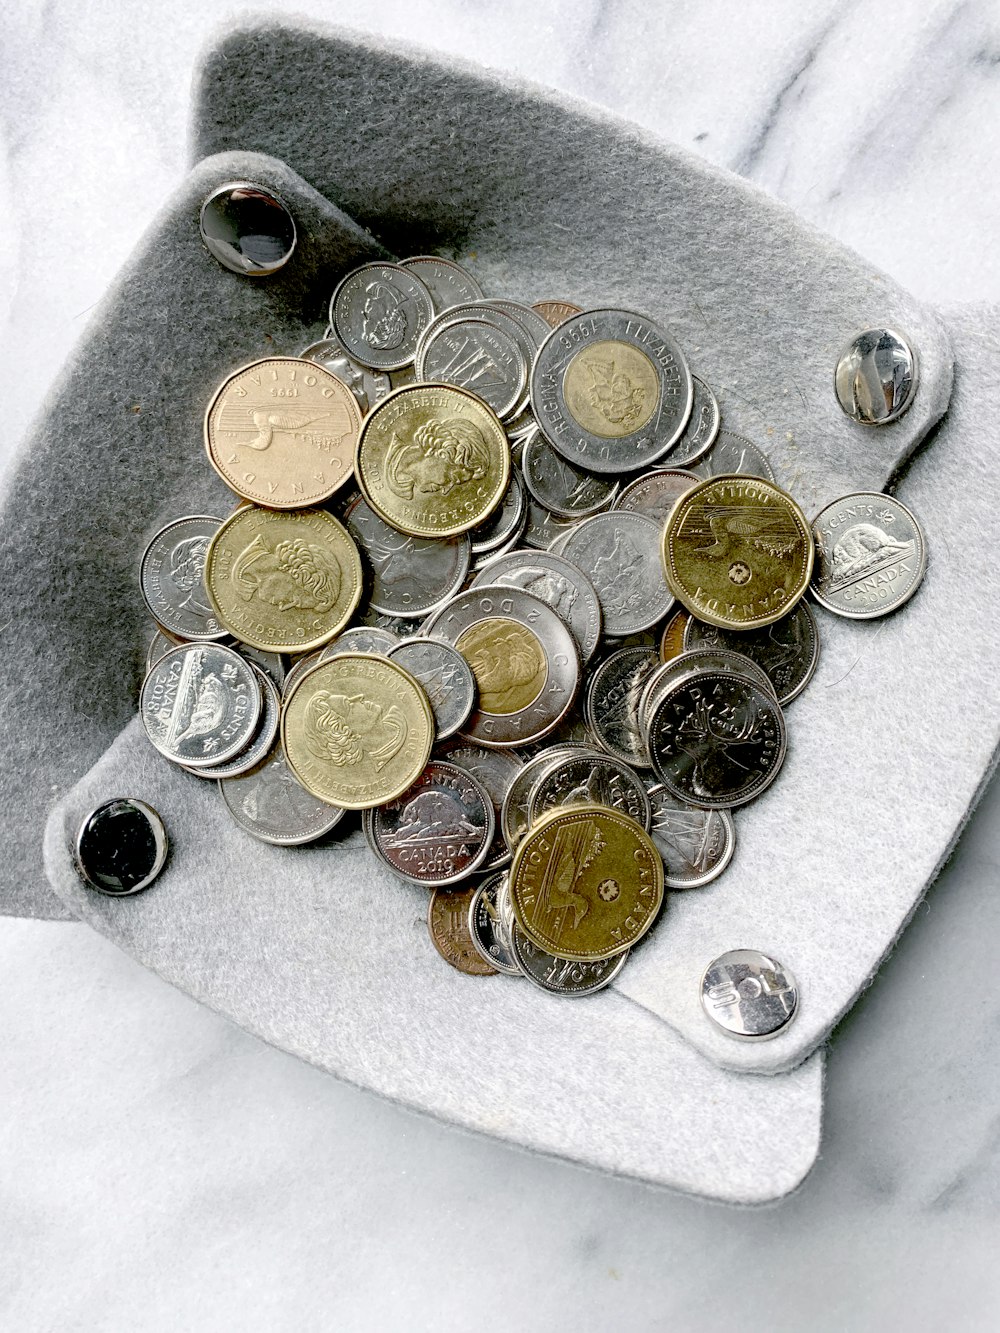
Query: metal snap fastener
199,181,296,276
834,327,918,425
74,798,169,896
701,949,798,1040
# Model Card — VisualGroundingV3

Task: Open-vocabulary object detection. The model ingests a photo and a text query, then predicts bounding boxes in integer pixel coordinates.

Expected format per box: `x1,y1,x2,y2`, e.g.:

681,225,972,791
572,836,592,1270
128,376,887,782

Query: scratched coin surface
667,375,721,467
701,950,798,1040
692,429,775,481
330,262,435,371
560,511,674,635
468,873,521,975
662,474,814,630
299,336,392,413
427,886,498,976
281,653,434,808
140,516,228,641
356,383,510,538
386,638,476,739
584,646,660,767
527,749,652,829
205,357,362,508
810,492,927,620
522,430,619,518
365,761,494,887
684,600,820,704
612,468,698,526
647,784,736,889
399,256,484,312
437,740,523,870
509,804,664,961
140,641,262,768
344,494,470,618
471,548,602,663
204,505,362,653
416,317,526,420
510,924,628,995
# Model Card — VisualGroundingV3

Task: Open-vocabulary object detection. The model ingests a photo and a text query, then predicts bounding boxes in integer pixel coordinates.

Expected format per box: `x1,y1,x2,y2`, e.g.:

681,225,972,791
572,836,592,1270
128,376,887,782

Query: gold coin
562,340,659,438
204,506,362,652
454,618,547,715
280,653,434,809
427,887,498,976
661,473,814,630
509,804,664,962
355,383,510,537
205,357,362,509
659,609,690,662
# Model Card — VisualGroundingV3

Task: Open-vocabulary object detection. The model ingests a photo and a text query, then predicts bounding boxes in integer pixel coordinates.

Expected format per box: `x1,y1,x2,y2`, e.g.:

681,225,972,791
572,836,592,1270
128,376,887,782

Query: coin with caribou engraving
683,600,820,704
810,492,926,619
331,262,435,371
365,761,494,887
140,641,262,768
647,785,736,889
344,494,470,618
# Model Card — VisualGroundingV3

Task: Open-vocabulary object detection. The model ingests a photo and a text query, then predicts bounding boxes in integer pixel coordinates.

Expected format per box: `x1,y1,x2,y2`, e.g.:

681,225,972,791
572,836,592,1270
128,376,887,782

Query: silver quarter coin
811,492,927,619
345,495,470,619
486,299,554,350
146,627,180,674
701,949,798,1040
437,740,523,870
140,516,227,641
834,328,918,425
584,647,660,767
468,873,521,975
667,375,721,466
506,410,540,461
233,644,288,690
683,601,820,704
469,469,527,556
359,608,421,638
499,745,582,852
180,664,281,779
693,429,774,481
510,924,629,996
281,649,323,700
416,317,526,420
140,642,262,768
471,548,603,663
558,511,673,635
74,797,169,896
300,337,392,414
363,761,494,887
522,498,579,551
199,181,296,277
387,638,476,739
220,743,345,846
399,256,484,312
522,430,618,518
319,626,400,660
331,262,435,371
612,468,698,526
527,749,652,829
647,785,736,889
530,308,693,475
639,649,775,733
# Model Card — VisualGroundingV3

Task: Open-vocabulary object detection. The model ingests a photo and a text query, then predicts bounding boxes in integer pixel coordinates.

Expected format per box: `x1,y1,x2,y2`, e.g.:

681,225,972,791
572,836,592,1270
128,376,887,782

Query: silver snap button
701,949,798,1040
834,327,918,425
199,181,296,276
74,798,169,896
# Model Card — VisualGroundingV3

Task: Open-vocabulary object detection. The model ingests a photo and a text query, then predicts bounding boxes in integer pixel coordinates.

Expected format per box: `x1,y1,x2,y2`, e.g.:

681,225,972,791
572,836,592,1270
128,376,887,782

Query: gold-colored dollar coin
509,804,664,962
355,383,510,537
204,506,362,653
427,887,498,976
205,357,362,509
659,608,690,663
661,473,814,630
280,653,434,809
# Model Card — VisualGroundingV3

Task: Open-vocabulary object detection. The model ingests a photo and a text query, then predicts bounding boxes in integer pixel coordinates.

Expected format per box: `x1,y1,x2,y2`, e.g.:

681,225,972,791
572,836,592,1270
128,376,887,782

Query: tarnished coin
344,495,470,619
667,375,721,467
684,600,820,704
386,638,476,739
612,469,698,525
319,626,400,660
75,798,169,896
204,357,362,508
693,430,774,481
810,492,927,619
647,785,736,889
469,469,527,556
522,498,579,550
527,749,652,829
220,743,345,846
510,925,628,995
509,804,664,962
499,745,582,852
531,300,584,329
365,761,494,887
140,516,228,641
522,430,618,518
559,511,673,635
140,642,262,768
659,609,690,662
300,337,391,413
416,317,526,420
330,262,435,371
399,256,484,312
701,950,798,1040
468,873,521,975
180,663,281,779
647,670,786,808
421,587,580,748
584,647,660,767
204,505,362,653
281,653,434,809
662,474,813,630
427,886,498,976
356,383,510,538
471,548,603,663
530,308,693,475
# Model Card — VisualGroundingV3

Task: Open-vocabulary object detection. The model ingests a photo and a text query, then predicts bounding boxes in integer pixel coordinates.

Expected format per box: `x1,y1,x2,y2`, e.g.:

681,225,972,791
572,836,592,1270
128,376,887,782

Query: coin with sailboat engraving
559,511,673,635
810,492,926,619
647,785,735,889
330,262,435,371
470,469,527,556
683,600,820,704
510,924,628,995
468,873,521,975
692,430,774,481
140,516,228,641
471,548,602,663
428,886,498,975
299,337,391,414
220,743,345,846
344,494,470,618
399,256,484,312
584,647,660,767
612,469,698,526
667,376,721,467
438,740,523,870
527,749,652,829
416,317,526,419
386,639,476,739
319,626,400,660
139,641,262,768
522,430,618,518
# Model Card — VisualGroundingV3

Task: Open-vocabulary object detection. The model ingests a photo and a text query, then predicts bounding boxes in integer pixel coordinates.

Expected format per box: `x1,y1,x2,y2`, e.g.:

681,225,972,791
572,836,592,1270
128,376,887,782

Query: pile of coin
133,250,927,1012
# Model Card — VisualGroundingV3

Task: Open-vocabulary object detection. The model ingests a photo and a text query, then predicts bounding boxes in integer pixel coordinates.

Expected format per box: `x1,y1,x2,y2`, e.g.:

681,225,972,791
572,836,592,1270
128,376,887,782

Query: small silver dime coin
810,492,926,619
647,785,736,889
701,949,798,1039
498,745,583,852
416,317,526,420
469,469,527,556
319,626,400,661
387,638,476,739
693,430,774,481
220,743,345,846
437,740,524,870
417,302,535,417
300,336,391,413
180,664,281,779
75,798,169,896
522,430,619,518
140,642,262,768
584,647,660,767
345,495,470,619
510,924,629,996
331,262,435,371
200,181,296,277
468,873,521,975
558,511,673,635
471,548,603,663
612,468,698,526
834,328,918,425
667,375,721,466
684,601,819,705
527,749,652,829
140,515,227,641
399,256,484,312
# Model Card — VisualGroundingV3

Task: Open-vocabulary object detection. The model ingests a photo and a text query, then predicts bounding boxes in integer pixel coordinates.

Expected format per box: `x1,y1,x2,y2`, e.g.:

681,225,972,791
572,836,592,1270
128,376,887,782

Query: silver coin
486,299,554,350
345,495,470,619
530,308,693,474
300,337,391,413
199,181,296,277
584,647,660,767
693,430,774,481
522,498,579,550
387,638,476,739
510,924,629,996
468,873,521,975
220,743,345,846
281,649,323,700
140,516,227,641
74,797,169,897
506,410,540,461
666,375,721,466
527,749,652,829
320,626,399,660
683,601,820,704
140,642,262,768
558,511,673,635
638,649,775,733
834,328,918,425
471,548,602,663
701,949,798,1039
647,784,736,889
420,587,580,748
522,430,618,518
398,256,484,312
331,262,435,371
363,761,494,887
499,745,583,852
360,608,419,638
180,664,281,778
469,469,527,556
612,468,698,526
416,317,526,420
233,644,288,690
437,740,523,870
417,302,535,417
146,628,180,674
811,492,927,619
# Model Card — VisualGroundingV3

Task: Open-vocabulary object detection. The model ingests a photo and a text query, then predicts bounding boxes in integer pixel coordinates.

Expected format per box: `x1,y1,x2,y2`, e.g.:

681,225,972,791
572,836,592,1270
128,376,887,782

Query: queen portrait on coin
385,418,490,499
233,535,342,613
362,280,407,352
304,689,409,772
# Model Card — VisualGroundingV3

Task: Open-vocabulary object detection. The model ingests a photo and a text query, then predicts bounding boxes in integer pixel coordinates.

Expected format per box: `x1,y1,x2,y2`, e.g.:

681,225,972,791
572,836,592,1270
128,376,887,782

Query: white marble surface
4,1,1000,1326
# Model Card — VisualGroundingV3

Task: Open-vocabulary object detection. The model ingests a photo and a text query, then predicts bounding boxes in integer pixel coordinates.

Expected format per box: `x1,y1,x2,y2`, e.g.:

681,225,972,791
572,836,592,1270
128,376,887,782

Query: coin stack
136,253,927,1001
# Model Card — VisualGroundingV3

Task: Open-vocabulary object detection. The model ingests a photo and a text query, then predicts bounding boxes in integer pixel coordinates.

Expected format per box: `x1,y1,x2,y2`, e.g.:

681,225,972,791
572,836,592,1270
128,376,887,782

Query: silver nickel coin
701,949,798,1040
387,638,476,739
300,337,392,413
437,740,523,870
647,784,736,889
140,642,262,768
399,256,484,312
140,516,227,641
684,601,820,705
220,743,345,846
331,262,435,371
834,328,918,425
811,492,927,620
667,375,721,466
470,469,527,556
612,468,698,526
527,749,652,829
511,924,629,996
345,495,470,619
693,429,774,481
558,511,673,635
416,317,527,420
584,647,660,767
522,430,618,519
471,547,603,663
468,873,521,975
320,626,400,660
180,664,281,778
